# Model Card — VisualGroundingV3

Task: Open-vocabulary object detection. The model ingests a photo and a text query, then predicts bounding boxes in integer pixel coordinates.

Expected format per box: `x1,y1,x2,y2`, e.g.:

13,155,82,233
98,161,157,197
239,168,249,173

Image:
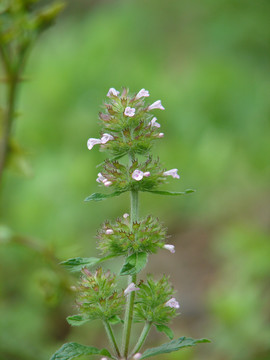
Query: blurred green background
1,0,270,359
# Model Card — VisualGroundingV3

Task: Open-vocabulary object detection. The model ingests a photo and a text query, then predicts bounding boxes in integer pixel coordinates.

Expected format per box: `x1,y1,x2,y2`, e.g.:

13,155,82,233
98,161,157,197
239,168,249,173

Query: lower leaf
50,342,112,360
140,337,210,359
120,252,148,276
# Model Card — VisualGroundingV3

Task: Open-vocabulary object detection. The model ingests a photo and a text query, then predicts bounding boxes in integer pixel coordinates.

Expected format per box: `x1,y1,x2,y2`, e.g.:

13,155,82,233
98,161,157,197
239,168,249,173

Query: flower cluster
88,88,165,158
134,275,179,326
97,215,167,256
71,268,124,322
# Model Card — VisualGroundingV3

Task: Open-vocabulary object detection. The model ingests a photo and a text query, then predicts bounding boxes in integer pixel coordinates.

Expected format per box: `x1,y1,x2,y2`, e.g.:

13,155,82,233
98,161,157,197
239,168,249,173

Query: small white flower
135,88,150,100
163,169,180,179
104,181,112,187
96,172,106,184
158,133,164,138
133,353,142,360
124,282,140,296
105,229,114,235
148,100,165,111
165,297,180,309
123,213,129,218
107,88,119,97
149,117,161,128
143,171,150,177
87,138,102,150
101,133,114,144
101,358,107,360
132,169,144,181
163,244,175,253
124,107,136,117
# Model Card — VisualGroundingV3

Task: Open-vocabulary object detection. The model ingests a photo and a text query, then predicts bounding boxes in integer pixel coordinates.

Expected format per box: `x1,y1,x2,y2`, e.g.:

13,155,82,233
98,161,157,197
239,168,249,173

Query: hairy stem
122,189,139,359
131,322,152,356
104,321,121,358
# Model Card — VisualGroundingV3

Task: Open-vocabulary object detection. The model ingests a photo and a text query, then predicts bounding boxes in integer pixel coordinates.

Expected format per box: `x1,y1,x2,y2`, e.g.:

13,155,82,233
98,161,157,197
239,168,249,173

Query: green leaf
84,190,125,202
120,252,148,276
60,257,100,272
66,315,89,327
61,255,117,272
108,315,123,325
144,189,195,196
50,342,112,360
155,324,174,340
140,337,210,359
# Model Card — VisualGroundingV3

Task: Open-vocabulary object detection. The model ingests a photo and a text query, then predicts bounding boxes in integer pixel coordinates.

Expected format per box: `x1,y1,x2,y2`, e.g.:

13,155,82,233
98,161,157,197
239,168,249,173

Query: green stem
131,322,152,356
122,189,139,359
104,321,121,358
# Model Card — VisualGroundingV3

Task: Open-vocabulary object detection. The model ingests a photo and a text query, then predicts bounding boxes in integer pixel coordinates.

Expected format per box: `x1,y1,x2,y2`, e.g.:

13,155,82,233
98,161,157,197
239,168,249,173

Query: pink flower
133,353,142,360
165,297,180,309
163,169,180,179
107,88,119,97
149,117,161,128
158,133,164,138
132,170,144,181
104,181,112,187
124,107,136,117
101,133,114,144
163,244,175,253
123,213,129,218
87,138,102,150
143,171,150,177
101,358,108,360
105,229,114,235
135,88,150,100
96,173,106,184
124,282,140,296
148,100,165,111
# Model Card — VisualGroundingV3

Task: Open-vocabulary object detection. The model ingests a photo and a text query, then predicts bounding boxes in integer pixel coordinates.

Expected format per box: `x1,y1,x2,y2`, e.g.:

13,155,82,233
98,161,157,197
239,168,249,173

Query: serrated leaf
155,324,174,340
50,342,112,360
140,337,210,359
67,315,89,327
84,190,125,202
120,252,148,276
61,255,117,272
144,189,195,196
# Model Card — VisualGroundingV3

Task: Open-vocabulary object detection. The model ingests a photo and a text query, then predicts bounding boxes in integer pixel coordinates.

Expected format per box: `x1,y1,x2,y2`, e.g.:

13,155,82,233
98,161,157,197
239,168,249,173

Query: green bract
134,275,176,326
98,215,167,256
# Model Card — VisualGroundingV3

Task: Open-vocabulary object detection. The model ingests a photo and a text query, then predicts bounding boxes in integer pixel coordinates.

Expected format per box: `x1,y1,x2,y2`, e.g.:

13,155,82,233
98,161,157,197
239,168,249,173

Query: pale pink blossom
165,297,180,309
163,244,175,253
124,107,136,117
105,229,114,235
104,181,112,187
149,117,161,128
96,172,106,184
135,88,150,100
101,358,108,360
158,133,164,138
148,100,165,111
163,169,180,179
101,133,114,144
107,88,119,97
124,282,140,296
87,138,102,150
133,353,142,360
123,213,129,218
132,170,144,181
143,171,150,177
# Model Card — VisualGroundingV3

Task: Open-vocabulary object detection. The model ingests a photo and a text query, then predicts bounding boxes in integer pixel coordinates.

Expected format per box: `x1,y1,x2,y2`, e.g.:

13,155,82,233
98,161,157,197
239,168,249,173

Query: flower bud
163,244,175,253
163,169,180,179
158,133,164,138
124,282,140,296
105,229,114,235
165,297,180,309
148,100,165,111
123,213,129,218
149,117,161,128
133,353,142,360
135,88,150,100
107,88,119,97
132,170,144,181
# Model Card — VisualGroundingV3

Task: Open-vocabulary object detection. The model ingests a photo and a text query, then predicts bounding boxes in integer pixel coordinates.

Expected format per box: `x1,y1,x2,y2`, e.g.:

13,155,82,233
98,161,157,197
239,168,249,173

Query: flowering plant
51,88,209,360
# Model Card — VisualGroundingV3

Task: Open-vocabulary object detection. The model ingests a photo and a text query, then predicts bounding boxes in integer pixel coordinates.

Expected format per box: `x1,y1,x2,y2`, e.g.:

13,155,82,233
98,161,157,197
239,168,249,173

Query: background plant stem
131,322,152,356
103,321,121,358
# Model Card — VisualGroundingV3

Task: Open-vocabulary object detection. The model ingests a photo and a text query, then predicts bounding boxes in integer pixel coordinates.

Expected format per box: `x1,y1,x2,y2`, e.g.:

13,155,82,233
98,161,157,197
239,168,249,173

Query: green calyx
134,275,177,326
98,215,167,256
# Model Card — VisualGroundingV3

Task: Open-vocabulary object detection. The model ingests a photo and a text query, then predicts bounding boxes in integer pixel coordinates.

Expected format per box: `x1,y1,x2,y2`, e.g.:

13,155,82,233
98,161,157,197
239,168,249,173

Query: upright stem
122,189,139,359
103,321,121,358
131,322,152,356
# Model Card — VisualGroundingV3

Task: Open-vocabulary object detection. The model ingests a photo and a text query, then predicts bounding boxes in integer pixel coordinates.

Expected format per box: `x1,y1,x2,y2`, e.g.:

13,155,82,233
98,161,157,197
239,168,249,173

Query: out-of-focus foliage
0,0,269,359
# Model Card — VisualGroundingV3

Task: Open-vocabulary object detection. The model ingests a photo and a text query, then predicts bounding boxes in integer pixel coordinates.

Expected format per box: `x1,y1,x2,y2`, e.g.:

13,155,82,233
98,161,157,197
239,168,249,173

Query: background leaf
66,315,89,327
60,255,117,272
84,191,125,202
144,189,195,196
